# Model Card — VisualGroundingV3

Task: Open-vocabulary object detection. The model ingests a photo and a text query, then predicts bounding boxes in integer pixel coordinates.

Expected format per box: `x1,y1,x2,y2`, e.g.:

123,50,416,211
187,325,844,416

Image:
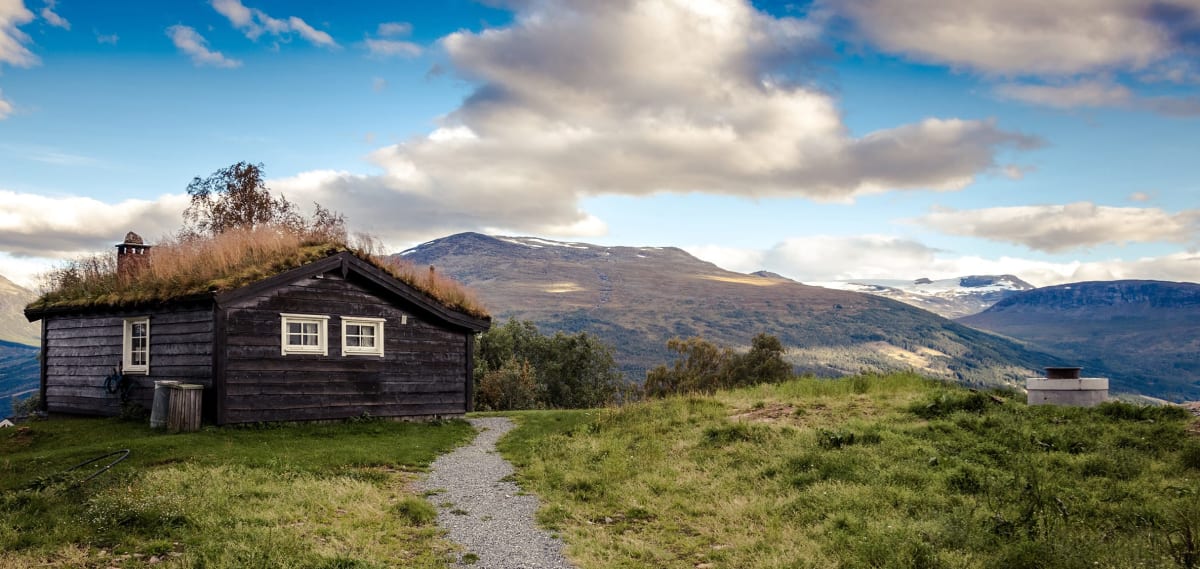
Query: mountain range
960,280,1200,401
0,274,39,347
809,275,1035,319
399,233,1058,389
0,276,39,418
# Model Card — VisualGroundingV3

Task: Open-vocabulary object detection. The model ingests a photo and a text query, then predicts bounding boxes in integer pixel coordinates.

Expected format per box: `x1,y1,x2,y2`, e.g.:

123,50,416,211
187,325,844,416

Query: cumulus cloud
269,169,607,245
0,0,37,67
167,25,242,68
211,0,337,48
828,0,1200,114
278,0,1033,240
915,203,1200,252
40,0,68,30
364,38,421,58
0,190,189,258
828,0,1186,76
686,236,1200,287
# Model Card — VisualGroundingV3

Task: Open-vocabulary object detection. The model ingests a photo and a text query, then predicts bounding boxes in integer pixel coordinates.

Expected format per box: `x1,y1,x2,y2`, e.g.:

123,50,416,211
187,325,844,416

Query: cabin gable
216,266,472,423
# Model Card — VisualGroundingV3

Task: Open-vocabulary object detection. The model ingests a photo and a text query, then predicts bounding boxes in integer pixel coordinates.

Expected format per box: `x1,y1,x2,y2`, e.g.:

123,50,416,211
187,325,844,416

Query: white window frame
280,313,330,356
122,316,150,374
342,316,386,357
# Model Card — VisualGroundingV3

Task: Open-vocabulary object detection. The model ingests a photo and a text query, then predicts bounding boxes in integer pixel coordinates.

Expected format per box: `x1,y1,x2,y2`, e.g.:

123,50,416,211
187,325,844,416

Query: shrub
474,320,628,409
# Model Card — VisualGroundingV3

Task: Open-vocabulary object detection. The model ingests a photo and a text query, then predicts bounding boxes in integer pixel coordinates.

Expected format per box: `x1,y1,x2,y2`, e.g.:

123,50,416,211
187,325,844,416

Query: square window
342,317,385,357
123,317,150,374
281,314,329,355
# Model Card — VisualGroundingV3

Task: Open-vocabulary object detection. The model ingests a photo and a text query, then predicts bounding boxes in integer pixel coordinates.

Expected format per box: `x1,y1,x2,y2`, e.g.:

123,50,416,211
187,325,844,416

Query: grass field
498,373,1200,569
0,417,474,568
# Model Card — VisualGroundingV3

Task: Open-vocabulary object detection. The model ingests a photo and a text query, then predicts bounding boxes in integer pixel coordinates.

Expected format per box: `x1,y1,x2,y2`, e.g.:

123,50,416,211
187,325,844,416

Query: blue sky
1,0,1198,288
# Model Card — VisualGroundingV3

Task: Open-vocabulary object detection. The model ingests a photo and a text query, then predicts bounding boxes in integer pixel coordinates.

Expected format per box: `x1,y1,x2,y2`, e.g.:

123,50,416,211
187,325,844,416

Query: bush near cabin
474,320,629,410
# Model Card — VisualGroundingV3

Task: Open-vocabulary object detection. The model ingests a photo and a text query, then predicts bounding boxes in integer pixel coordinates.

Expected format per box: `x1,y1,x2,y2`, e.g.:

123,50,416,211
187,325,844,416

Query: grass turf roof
26,229,489,320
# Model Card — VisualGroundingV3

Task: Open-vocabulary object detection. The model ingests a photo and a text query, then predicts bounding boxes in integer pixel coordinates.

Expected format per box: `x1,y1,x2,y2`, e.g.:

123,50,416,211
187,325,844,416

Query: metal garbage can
150,381,180,429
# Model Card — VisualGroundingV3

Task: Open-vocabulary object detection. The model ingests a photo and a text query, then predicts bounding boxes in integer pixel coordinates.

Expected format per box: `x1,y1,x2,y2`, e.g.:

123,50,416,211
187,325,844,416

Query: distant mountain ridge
960,280,1200,401
399,233,1061,390
0,274,39,346
809,275,1035,319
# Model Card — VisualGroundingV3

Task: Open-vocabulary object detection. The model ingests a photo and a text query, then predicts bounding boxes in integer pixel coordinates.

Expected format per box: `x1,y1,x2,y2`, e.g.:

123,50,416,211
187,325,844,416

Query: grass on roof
27,225,488,319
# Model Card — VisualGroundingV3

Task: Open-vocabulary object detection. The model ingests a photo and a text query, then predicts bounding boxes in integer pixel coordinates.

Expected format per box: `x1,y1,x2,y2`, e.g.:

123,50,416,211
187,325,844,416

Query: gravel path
416,417,576,569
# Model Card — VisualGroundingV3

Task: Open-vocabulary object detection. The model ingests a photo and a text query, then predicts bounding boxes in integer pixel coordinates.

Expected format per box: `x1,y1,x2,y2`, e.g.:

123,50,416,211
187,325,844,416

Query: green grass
498,372,1200,569
1,417,474,568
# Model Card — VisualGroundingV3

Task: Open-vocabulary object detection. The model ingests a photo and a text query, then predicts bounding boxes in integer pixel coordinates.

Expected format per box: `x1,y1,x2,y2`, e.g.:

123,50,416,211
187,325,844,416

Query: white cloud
167,25,242,68
828,0,1184,76
1129,191,1153,202
287,16,335,48
829,0,1200,114
0,190,189,258
95,32,119,45
376,22,412,37
364,38,421,58
0,88,12,119
371,76,386,92
0,0,37,67
995,80,1133,109
686,236,1200,287
915,203,1200,252
0,251,56,289
211,0,337,48
40,0,68,30
282,0,1034,239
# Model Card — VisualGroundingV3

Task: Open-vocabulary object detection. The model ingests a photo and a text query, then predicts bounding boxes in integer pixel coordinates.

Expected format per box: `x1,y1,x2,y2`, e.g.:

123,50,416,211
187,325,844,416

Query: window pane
131,322,146,338
302,322,318,335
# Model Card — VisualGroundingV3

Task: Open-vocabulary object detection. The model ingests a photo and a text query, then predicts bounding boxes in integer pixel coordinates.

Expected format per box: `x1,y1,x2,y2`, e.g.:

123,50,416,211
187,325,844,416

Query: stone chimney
116,231,151,278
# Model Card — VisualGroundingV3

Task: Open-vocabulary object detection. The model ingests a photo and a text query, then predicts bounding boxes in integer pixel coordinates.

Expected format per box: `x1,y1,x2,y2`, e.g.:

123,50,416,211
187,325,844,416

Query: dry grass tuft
29,225,488,318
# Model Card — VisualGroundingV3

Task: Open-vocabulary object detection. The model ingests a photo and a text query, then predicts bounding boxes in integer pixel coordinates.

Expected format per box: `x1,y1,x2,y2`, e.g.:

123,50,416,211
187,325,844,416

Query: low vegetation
474,319,633,410
0,417,474,568
644,333,792,396
28,225,487,318
498,373,1200,568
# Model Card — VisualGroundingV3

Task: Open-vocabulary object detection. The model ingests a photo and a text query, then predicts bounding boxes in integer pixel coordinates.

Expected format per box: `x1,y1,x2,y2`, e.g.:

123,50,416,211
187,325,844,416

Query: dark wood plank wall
43,308,214,416
221,272,470,423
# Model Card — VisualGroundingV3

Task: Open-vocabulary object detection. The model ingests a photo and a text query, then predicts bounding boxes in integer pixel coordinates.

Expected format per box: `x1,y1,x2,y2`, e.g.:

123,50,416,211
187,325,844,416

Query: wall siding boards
220,271,470,423
41,309,214,417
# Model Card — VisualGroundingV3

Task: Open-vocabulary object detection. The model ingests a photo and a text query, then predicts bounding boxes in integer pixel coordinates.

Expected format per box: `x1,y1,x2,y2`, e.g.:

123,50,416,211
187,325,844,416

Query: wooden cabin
24,233,490,424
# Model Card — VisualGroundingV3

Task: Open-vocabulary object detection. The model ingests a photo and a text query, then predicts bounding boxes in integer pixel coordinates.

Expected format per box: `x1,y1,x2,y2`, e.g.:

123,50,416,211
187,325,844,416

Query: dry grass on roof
28,226,488,319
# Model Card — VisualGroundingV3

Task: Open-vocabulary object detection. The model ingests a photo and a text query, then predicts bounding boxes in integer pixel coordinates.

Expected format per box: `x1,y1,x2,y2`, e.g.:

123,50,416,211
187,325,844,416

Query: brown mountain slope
0,274,39,346
398,233,1060,388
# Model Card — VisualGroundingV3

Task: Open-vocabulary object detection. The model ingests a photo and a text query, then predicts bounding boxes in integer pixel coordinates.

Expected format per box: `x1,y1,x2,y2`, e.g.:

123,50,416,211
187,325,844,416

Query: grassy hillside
498,375,1200,568
0,418,473,568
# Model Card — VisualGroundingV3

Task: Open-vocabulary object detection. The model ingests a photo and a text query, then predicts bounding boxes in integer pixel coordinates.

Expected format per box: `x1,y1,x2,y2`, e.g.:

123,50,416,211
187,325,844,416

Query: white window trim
122,316,150,374
281,313,330,356
342,316,386,357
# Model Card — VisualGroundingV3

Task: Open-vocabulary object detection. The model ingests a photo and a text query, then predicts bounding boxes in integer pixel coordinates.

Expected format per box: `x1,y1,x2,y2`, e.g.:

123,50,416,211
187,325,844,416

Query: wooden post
167,383,203,433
